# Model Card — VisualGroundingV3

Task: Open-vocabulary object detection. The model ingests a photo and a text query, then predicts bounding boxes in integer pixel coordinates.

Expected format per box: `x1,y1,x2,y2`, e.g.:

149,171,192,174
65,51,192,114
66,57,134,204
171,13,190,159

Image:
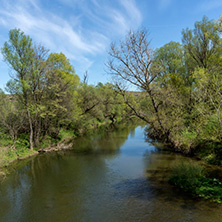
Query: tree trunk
27,108,34,150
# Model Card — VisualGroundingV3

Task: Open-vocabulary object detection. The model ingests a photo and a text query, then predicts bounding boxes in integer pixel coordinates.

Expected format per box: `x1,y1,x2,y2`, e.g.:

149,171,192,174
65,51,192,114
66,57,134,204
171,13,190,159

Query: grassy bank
0,145,37,180
169,161,222,203
0,128,75,175
0,118,139,175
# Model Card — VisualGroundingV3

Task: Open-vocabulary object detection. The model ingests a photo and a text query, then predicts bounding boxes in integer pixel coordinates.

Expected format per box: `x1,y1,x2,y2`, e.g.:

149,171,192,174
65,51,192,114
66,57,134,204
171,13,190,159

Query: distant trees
76,81,132,132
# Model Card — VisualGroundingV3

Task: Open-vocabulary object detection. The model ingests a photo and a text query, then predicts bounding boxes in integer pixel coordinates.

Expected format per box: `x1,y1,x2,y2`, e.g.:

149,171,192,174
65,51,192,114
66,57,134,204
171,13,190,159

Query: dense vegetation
1,15,222,201
106,15,222,201
107,15,222,164
0,29,136,166
169,162,222,203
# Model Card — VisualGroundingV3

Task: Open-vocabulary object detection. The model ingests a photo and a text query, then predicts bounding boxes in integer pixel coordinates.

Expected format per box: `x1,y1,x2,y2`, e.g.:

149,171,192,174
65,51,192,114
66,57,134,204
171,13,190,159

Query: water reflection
0,123,222,222
72,123,137,156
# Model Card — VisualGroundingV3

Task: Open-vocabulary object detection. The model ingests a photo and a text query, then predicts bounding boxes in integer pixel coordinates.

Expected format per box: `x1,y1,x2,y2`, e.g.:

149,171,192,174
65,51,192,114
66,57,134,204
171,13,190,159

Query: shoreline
1,122,222,184
0,142,74,181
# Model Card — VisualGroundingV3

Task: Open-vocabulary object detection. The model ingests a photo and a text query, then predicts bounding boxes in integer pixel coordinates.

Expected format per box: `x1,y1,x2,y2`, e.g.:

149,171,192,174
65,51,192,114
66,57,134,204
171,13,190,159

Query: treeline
1,16,222,165
107,16,222,164
0,29,135,151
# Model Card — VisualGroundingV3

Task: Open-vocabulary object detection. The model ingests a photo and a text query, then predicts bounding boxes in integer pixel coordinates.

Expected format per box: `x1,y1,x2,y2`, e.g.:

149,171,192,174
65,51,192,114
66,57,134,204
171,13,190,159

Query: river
0,123,222,222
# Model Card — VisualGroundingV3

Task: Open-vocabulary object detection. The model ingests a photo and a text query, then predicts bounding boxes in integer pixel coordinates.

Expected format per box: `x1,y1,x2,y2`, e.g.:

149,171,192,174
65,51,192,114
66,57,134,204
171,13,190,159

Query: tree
96,83,129,123
1,29,38,149
107,29,170,140
182,16,220,69
154,41,185,78
42,52,80,139
0,90,26,147
1,29,80,148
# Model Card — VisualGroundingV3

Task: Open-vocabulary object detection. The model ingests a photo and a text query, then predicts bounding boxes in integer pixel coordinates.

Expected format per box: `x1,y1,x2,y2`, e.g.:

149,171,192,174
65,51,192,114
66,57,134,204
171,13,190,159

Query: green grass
0,133,37,168
0,132,13,147
169,161,222,203
0,146,36,167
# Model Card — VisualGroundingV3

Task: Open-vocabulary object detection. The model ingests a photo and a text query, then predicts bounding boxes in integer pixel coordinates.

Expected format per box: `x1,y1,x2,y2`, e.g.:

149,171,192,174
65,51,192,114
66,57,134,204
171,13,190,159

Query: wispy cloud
0,1,105,53
0,0,142,77
158,0,173,10
200,0,222,11
120,0,142,24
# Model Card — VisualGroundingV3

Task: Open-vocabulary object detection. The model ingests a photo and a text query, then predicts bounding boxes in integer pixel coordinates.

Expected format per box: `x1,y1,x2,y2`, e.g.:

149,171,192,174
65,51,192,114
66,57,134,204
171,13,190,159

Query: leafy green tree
42,52,80,139
154,42,185,80
182,16,220,69
1,29,80,148
2,29,38,149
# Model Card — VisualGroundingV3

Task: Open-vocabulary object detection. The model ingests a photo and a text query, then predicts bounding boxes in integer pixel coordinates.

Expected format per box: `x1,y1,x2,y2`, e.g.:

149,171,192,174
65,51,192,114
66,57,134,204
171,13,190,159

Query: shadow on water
113,178,156,201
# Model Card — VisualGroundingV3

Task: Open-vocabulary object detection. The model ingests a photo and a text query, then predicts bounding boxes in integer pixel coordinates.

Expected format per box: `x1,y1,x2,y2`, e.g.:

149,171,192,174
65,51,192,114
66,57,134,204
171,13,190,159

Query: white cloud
0,1,106,52
120,0,142,27
200,0,222,11
0,0,142,77
158,0,173,10
0,18,6,26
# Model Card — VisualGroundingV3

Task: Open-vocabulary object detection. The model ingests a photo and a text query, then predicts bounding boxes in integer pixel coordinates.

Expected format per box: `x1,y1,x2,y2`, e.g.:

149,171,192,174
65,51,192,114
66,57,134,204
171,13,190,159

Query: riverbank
1,121,222,204
1,124,222,221
0,141,77,180
0,119,139,178
0,147,37,180
169,161,222,203
146,129,222,203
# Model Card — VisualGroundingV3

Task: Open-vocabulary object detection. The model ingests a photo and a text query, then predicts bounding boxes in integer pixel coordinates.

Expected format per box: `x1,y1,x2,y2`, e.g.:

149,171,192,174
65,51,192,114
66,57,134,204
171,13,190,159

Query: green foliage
0,132,13,147
154,41,185,83
0,28,132,167
195,142,222,165
15,134,30,149
182,16,220,69
0,145,36,167
196,177,222,203
169,161,204,193
181,129,197,146
58,129,77,143
169,162,222,203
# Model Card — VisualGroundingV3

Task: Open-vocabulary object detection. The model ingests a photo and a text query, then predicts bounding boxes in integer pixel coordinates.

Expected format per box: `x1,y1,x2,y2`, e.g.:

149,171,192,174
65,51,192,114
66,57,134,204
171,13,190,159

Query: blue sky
0,0,222,90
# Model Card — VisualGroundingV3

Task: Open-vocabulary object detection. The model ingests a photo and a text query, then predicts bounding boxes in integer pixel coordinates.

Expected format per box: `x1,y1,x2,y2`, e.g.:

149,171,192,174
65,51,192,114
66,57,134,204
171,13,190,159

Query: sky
0,0,222,90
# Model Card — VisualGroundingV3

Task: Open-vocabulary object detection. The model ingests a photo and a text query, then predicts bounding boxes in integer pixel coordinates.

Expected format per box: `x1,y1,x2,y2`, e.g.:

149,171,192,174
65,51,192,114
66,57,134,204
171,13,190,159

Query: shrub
169,161,222,203
169,161,204,193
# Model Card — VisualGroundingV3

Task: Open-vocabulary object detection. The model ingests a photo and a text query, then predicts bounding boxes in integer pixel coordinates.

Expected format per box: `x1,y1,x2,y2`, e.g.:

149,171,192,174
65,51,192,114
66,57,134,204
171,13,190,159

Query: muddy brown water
0,124,222,222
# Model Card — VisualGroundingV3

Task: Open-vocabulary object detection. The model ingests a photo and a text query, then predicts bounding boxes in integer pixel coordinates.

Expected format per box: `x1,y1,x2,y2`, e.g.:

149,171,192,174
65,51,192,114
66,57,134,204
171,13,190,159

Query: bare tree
83,71,89,84
106,29,168,139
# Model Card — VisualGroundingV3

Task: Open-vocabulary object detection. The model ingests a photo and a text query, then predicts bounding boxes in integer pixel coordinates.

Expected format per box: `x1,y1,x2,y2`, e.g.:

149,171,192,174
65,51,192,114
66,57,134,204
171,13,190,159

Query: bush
169,161,204,193
0,132,13,147
58,129,77,141
169,161,222,203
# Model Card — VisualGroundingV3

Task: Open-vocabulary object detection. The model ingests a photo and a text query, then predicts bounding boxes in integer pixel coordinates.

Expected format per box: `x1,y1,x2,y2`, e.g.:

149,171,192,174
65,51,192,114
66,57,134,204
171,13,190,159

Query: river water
0,124,222,222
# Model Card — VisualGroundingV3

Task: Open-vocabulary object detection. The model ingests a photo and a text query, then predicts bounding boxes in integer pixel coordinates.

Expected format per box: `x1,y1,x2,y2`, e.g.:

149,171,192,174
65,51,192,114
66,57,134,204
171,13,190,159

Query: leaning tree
106,29,170,140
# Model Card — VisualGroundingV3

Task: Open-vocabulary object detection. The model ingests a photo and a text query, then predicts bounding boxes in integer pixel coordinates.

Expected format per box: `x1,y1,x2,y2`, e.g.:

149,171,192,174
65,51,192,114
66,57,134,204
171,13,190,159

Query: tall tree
43,53,80,139
182,16,220,69
1,29,80,148
2,29,37,149
107,29,170,140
